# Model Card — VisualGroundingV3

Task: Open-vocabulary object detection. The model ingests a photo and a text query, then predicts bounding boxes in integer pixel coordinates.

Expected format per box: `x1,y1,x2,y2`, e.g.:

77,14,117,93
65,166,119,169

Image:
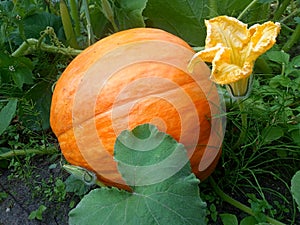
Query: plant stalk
233,99,247,150
282,22,300,52
82,0,95,45
237,0,258,20
12,38,82,57
0,147,58,159
273,0,292,21
209,177,286,225
101,0,119,32
60,0,80,48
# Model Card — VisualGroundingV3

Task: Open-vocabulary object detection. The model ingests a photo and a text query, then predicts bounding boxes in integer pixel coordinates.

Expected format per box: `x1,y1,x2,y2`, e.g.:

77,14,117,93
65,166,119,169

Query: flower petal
187,44,223,73
211,47,253,84
205,16,249,51
247,21,281,61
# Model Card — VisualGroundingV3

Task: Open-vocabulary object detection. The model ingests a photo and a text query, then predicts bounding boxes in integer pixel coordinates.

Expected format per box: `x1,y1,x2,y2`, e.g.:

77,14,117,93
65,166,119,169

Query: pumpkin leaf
114,0,148,30
143,0,208,46
69,124,206,225
291,171,300,212
0,99,18,136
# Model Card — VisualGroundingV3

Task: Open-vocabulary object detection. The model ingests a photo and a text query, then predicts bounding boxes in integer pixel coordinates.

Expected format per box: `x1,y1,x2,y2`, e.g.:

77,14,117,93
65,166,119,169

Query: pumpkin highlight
50,28,225,189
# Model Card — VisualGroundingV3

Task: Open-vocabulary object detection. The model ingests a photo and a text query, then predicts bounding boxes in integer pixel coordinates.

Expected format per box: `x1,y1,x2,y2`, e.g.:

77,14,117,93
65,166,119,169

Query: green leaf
0,99,18,136
265,51,290,65
65,175,91,196
28,205,47,221
114,0,147,30
240,216,258,225
0,191,8,202
291,171,300,212
69,124,207,225
261,126,284,145
288,124,300,146
12,66,33,89
269,75,291,88
90,3,109,39
220,213,238,225
215,0,270,23
144,0,208,46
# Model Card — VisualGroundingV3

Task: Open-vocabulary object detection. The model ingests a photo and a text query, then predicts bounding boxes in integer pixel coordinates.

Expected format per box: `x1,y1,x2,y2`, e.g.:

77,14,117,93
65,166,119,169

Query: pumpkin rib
55,63,206,141
50,39,193,137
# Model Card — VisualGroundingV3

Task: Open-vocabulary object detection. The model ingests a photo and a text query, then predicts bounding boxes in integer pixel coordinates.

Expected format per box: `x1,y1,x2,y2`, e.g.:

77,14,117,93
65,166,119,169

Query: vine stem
209,177,286,225
282,22,300,52
0,147,58,159
233,99,247,150
11,38,82,57
237,0,258,20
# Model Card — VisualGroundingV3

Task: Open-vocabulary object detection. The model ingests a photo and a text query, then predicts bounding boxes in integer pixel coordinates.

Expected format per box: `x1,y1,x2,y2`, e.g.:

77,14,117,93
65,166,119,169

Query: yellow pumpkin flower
188,16,281,98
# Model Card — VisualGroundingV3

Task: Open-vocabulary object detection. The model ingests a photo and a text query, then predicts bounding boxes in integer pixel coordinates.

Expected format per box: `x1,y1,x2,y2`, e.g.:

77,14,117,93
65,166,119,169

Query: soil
0,156,71,225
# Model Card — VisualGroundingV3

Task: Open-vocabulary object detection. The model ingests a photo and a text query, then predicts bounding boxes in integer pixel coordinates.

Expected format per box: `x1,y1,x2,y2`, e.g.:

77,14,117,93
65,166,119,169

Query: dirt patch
0,157,72,225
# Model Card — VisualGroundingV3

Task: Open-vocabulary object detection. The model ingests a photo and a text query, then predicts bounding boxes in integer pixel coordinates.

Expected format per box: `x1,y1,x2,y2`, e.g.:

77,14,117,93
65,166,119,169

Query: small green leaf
0,99,18,136
220,213,238,225
12,66,33,89
261,126,284,145
69,124,207,225
291,171,300,212
266,51,290,65
28,205,47,220
0,192,8,202
240,216,258,225
269,75,291,88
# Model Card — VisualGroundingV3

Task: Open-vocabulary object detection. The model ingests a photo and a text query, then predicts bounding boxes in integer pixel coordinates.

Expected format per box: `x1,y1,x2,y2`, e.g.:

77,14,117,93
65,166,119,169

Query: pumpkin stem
63,165,106,187
232,98,248,150
209,177,287,225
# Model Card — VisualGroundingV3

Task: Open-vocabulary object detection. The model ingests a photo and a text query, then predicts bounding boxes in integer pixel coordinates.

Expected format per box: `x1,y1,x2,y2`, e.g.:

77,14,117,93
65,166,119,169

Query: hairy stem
209,177,286,225
233,99,248,150
282,22,300,52
0,147,58,159
11,38,82,57
237,0,258,20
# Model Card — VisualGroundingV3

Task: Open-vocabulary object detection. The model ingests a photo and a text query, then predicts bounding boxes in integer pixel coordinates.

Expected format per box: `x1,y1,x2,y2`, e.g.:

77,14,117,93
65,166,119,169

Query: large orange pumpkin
50,28,224,189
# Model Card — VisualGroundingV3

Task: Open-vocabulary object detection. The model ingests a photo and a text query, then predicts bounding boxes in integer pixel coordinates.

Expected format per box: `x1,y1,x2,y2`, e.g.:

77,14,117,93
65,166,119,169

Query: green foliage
0,192,8,203
291,171,300,212
113,0,148,29
69,124,206,225
144,0,208,46
28,205,47,220
65,175,91,197
0,99,17,136
220,214,238,225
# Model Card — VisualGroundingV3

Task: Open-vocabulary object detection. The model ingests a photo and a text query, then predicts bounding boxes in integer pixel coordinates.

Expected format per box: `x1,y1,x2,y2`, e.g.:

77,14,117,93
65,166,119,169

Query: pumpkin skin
50,28,224,189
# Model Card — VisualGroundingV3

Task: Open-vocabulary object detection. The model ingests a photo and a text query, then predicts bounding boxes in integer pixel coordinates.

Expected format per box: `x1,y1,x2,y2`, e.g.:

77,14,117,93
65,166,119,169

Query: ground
0,156,70,225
